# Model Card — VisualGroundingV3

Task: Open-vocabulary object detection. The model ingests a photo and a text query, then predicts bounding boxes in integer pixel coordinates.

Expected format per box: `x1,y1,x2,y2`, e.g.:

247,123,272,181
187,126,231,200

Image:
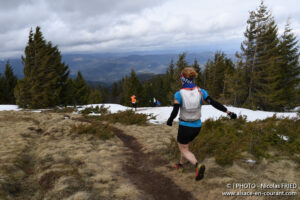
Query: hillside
0,52,219,83
0,105,299,199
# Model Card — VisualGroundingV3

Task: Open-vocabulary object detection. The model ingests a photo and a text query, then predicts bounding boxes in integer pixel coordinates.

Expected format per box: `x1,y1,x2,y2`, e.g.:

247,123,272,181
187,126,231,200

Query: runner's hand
167,118,173,126
228,112,237,119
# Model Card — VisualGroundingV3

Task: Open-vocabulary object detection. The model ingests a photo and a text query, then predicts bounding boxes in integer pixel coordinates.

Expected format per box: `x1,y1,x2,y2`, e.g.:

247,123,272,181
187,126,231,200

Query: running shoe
195,163,205,181
174,163,184,173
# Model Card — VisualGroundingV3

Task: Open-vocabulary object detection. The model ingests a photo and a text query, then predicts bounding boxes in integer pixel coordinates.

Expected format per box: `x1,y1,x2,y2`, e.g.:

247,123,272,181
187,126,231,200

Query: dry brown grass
114,122,300,200
0,111,299,200
0,111,143,200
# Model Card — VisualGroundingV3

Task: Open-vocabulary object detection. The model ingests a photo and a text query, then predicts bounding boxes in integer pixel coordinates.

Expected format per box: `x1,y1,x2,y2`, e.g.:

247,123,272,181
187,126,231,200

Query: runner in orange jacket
131,95,137,111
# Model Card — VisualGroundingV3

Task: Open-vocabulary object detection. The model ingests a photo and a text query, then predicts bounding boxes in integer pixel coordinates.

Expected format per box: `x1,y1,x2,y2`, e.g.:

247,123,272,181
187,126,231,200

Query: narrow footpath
113,127,196,200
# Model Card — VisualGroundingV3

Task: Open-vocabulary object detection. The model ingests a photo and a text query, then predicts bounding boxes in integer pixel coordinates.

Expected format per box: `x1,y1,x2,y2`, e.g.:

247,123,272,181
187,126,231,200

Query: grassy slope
0,110,299,200
0,111,143,200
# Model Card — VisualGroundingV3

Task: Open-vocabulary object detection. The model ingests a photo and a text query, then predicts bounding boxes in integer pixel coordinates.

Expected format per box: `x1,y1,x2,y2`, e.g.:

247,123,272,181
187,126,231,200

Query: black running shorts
177,125,201,144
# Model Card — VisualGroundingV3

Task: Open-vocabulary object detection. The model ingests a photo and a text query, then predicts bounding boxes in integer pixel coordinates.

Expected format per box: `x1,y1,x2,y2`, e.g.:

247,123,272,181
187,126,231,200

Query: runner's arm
167,101,180,126
205,96,227,112
205,96,237,119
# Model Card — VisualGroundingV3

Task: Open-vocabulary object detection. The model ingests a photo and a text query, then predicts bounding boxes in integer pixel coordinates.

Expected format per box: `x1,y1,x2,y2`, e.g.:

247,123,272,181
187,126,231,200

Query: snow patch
246,159,256,164
0,104,298,124
277,134,289,141
0,105,21,111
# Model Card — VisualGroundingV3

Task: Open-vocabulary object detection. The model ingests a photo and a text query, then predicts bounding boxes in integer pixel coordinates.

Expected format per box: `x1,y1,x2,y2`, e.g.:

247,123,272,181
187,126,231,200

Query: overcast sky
0,0,299,59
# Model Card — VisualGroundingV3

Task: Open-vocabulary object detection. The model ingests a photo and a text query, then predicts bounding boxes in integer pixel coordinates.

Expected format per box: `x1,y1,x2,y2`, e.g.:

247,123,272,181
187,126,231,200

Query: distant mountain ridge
0,52,227,84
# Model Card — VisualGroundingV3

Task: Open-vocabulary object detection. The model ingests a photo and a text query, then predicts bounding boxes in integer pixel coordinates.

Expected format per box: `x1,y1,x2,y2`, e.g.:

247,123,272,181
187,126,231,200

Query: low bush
71,122,115,140
79,105,110,115
167,116,300,166
87,110,156,126
42,107,76,113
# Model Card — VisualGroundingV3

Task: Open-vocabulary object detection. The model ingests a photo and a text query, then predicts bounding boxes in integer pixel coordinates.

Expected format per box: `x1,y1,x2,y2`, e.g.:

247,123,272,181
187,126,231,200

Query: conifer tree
128,69,144,105
201,52,234,100
0,73,5,103
202,60,213,94
15,29,34,107
111,82,120,103
192,58,201,86
161,75,171,105
120,76,130,106
150,75,165,105
174,53,189,88
278,22,300,109
253,12,283,110
142,81,154,106
61,78,76,106
226,58,248,106
239,1,284,110
200,60,209,89
88,86,103,104
74,71,89,105
15,27,69,108
165,59,176,104
111,82,118,99
128,69,141,95
176,53,189,72
3,60,17,104
102,87,109,103
240,10,257,107
166,53,190,103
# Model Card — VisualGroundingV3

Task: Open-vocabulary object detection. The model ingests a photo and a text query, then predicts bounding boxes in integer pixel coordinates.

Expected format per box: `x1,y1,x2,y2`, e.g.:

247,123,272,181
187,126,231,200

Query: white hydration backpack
179,87,203,122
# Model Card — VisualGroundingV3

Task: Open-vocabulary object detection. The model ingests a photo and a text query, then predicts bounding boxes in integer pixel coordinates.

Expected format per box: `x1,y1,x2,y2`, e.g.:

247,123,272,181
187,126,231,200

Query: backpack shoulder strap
197,87,207,104
197,87,203,95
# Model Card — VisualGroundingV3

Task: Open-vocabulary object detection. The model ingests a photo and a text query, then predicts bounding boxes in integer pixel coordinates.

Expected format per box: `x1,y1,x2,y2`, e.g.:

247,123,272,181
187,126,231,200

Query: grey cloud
0,0,299,59
47,0,163,16
0,0,33,10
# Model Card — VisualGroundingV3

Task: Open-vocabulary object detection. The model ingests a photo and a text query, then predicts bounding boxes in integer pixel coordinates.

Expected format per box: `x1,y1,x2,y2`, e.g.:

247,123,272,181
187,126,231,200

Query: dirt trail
1,111,299,200
114,127,196,200
114,123,300,200
74,117,196,200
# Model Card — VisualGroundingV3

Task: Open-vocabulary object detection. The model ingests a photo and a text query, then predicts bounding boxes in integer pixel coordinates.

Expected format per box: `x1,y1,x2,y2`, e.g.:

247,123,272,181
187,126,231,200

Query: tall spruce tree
111,82,118,99
226,58,248,106
239,10,257,107
150,75,165,105
88,86,103,104
15,29,34,107
62,78,76,106
3,60,17,104
201,52,234,100
175,53,189,87
165,59,176,104
128,69,144,105
15,27,69,108
278,22,300,109
111,81,120,103
192,58,201,86
120,76,129,106
142,81,154,106
239,1,284,110
167,53,190,100
74,71,89,105
254,9,283,110
0,73,5,103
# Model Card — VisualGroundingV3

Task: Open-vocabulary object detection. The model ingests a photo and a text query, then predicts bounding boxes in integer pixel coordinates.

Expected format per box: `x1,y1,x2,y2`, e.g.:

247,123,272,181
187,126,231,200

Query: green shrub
87,110,156,126
42,107,76,113
79,105,110,115
71,122,115,140
166,116,300,166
